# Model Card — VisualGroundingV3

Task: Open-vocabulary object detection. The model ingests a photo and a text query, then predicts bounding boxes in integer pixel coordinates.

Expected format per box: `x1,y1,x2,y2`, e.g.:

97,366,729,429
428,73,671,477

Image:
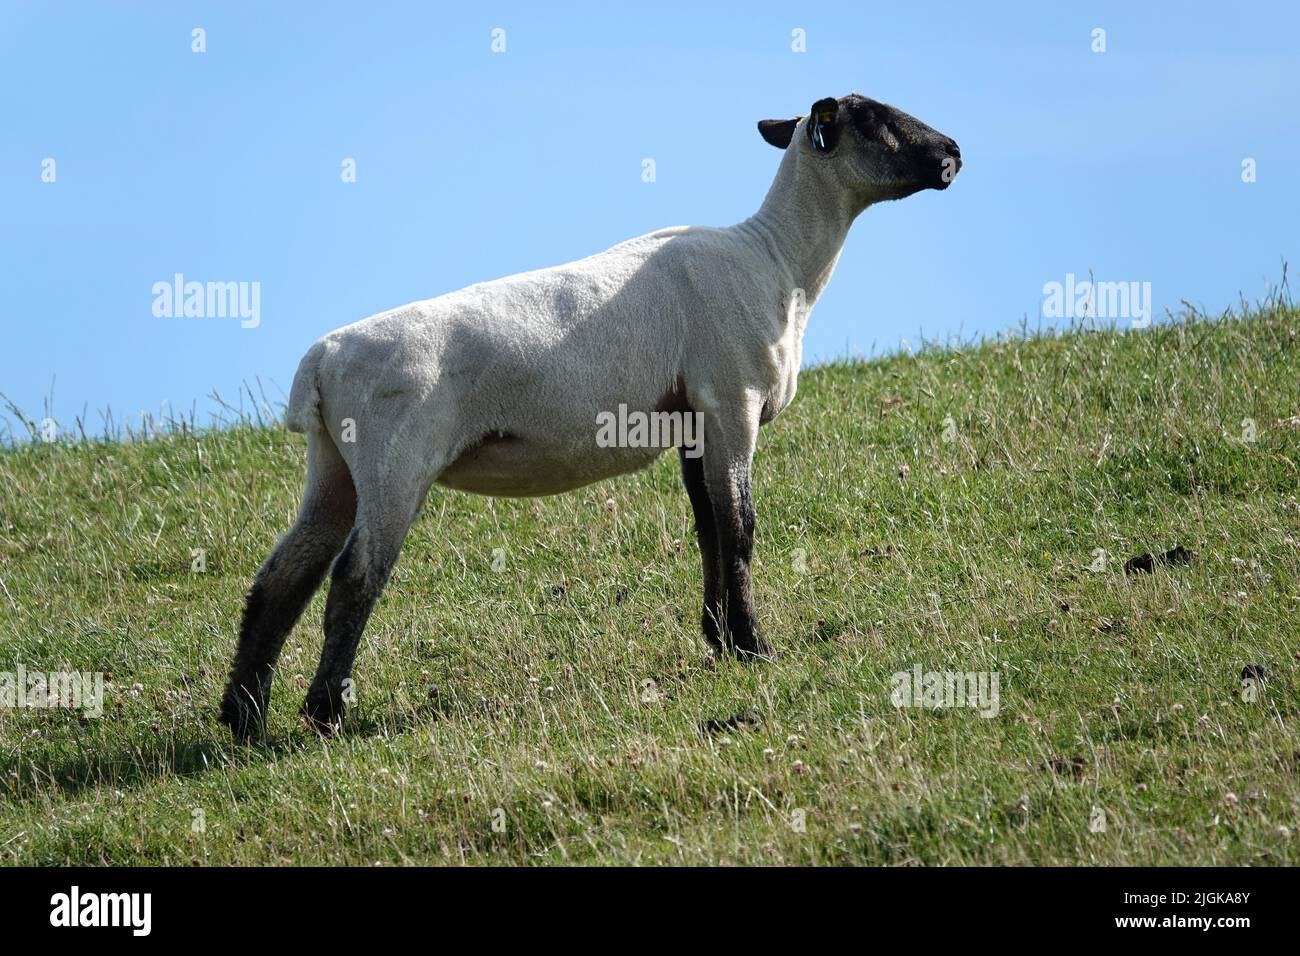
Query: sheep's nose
932,137,962,188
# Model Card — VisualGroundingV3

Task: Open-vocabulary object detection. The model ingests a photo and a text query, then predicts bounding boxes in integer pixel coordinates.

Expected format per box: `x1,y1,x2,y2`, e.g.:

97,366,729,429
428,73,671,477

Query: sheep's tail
284,339,328,434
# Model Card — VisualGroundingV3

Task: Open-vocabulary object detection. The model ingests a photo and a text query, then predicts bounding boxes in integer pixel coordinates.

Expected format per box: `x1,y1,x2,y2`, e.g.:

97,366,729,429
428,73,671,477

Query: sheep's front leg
679,446,723,650
699,398,774,660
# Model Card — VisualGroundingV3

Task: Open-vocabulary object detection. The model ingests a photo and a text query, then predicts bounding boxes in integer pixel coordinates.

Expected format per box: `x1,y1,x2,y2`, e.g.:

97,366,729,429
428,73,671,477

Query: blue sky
2,1,1297,437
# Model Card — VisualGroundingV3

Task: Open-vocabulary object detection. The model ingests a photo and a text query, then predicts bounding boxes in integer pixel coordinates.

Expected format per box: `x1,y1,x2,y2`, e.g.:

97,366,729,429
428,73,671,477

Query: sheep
220,92,961,738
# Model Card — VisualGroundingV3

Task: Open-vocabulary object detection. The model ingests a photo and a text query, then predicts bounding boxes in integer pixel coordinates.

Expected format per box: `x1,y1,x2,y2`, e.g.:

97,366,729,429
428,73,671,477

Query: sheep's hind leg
220,432,356,740
301,466,430,734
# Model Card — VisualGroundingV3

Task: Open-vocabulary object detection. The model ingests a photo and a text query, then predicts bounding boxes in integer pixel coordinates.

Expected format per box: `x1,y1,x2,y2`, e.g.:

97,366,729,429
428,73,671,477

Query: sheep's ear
757,118,799,150
806,97,841,152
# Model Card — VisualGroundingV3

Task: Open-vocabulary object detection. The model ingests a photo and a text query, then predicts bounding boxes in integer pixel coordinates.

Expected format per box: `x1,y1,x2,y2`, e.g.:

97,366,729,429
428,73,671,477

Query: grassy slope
1,304,1298,866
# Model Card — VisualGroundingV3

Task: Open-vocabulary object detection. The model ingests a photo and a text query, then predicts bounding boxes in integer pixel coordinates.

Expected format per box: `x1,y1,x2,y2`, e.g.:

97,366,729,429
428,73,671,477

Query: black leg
301,525,404,734
220,516,351,740
679,447,723,650
220,431,355,740
693,399,772,661
706,459,772,659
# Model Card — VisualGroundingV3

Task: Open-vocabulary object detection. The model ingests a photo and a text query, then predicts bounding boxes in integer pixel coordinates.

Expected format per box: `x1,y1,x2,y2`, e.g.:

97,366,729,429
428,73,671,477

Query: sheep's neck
740,150,860,309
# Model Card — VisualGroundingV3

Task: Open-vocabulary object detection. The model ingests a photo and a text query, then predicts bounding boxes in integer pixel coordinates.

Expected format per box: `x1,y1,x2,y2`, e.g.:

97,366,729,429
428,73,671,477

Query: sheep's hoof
218,686,266,741
721,627,776,663
302,713,342,737
300,692,344,738
736,639,777,663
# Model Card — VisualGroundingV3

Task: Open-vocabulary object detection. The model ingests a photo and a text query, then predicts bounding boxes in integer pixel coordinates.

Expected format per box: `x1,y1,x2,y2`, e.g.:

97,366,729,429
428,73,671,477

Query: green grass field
2,301,1298,865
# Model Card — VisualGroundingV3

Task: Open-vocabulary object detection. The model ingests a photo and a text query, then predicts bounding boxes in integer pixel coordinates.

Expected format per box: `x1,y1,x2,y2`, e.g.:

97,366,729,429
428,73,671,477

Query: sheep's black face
838,94,960,199
758,92,961,203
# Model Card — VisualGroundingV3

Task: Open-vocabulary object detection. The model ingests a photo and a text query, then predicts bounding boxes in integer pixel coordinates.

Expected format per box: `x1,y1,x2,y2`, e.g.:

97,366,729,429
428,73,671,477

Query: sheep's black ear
758,118,799,149
806,97,841,152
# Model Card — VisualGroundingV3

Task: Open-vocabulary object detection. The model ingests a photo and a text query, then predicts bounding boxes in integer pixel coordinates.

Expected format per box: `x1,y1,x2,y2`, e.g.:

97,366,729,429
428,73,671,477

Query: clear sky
2,1,1296,438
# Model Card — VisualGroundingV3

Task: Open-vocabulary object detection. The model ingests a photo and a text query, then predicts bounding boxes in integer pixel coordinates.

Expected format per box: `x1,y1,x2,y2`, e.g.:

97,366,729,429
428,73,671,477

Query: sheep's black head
758,93,961,202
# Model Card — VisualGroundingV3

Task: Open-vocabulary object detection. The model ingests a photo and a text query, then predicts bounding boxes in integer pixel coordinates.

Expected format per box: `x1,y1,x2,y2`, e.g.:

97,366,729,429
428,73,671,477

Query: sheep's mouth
887,149,960,198
876,179,933,202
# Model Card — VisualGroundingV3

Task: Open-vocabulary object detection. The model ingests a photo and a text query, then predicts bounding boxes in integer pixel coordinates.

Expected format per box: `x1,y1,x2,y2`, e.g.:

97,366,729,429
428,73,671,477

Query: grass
2,300,1299,866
